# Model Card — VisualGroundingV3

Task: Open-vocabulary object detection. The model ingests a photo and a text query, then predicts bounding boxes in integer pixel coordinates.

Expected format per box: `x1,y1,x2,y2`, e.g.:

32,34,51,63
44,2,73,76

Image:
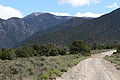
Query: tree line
0,40,91,60
0,40,118,60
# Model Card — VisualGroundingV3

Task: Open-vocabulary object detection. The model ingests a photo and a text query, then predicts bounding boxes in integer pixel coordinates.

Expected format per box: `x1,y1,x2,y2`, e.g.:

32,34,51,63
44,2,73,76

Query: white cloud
75,12,103,18
0,5,23,19
106,3,119,9
50,11,103,18
58,0,100,7
50,12,71,16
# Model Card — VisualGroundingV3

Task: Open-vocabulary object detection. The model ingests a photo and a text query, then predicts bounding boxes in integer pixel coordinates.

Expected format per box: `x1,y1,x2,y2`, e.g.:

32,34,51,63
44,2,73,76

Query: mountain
24,17,90,40
0,12,72,49
0,17,32,48
23,12,73,32
19,8,120,46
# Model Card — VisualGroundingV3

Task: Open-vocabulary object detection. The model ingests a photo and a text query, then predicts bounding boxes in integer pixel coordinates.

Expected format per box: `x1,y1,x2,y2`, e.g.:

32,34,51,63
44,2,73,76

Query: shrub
52,70,62,77
40,75,49,80
32,44,40,52
70,51,79,54
33,44,67,56
116,65,120,70
0,48,16,60
50,49,59,56
49,73,56,79
61,67,67,72
16,46,34,58
33,50,39,56
58,50,67,55
36,44,55,56
69,59,79,67
92,43,98,50
0,44,68,60
70,40,90,55
40,57,46,61
10,65,20,74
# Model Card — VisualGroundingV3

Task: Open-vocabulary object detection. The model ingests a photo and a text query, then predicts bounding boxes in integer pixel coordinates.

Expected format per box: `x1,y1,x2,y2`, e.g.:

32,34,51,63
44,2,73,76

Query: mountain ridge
19,8,120,46
0,12,74,49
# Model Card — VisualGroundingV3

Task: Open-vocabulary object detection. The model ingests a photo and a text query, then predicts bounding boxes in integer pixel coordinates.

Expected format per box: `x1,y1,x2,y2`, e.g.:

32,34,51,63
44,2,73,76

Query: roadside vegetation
104,45,120,70
0,40,116,80
0,54,88,80
0,40,91,80
91,49,111,54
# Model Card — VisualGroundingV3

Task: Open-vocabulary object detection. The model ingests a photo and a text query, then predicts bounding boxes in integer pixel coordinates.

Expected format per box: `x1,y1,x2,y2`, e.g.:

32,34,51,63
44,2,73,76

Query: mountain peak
31,12,43,16
24,12,43,19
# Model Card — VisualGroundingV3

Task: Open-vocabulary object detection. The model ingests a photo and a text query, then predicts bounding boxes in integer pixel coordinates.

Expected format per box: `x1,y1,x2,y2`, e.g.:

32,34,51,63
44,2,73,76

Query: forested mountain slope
0,13,72,49
23,17,89,40
20,8,120,46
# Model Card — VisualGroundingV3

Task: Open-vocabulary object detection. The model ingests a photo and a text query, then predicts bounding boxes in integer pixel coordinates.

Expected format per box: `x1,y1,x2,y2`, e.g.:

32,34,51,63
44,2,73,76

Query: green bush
0,41,90,60
52,70,62,77
33,44,67,56
16,46,34,58
0,48,16,60
61,67,67,72
49,73,56,79
34,44,56,56
58,50,67,55
69,59,79,67
32,44,40,52
50,49,59,56
70,51,79,54
40,75,49,80
92,43,98,50
116,65,120,70
0,44,68,60
70,40,90,55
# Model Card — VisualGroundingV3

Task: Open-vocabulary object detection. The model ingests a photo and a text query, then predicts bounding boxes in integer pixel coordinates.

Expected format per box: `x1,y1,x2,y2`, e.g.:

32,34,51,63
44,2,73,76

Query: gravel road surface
57,50,120,80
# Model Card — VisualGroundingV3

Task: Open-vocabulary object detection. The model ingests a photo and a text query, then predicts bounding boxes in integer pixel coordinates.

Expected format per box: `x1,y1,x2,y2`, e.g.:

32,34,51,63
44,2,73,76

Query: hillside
23,12,72,32
20,8,120,46
0,18,32,48
22,17,89,41
0,13,72,49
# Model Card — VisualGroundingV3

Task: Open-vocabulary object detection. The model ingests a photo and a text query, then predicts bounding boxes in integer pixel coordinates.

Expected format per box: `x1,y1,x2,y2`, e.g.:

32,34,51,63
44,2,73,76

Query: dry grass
0,49,107,80
104,53,120,70
0,54,88,80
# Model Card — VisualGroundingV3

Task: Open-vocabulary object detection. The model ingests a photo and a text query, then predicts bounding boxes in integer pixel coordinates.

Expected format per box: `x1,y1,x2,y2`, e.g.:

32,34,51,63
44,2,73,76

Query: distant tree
1,48,6,51
0,48,16,60
50,49,59,56
106,45,112,49
16,46,34,58
37,44,51,56
117,45,120,53
34,44,56,56
70,40,90,56
98,46,106,50
58,50,67,55
92,43,98,50
32,44,40,52
0,43,68,60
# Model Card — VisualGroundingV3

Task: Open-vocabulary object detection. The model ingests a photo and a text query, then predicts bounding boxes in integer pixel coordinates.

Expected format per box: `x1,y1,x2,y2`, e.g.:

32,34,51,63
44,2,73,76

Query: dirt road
57,50,120,80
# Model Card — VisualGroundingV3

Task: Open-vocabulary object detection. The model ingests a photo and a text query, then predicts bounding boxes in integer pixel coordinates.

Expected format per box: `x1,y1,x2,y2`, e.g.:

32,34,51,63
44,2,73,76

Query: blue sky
0,0,119,19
